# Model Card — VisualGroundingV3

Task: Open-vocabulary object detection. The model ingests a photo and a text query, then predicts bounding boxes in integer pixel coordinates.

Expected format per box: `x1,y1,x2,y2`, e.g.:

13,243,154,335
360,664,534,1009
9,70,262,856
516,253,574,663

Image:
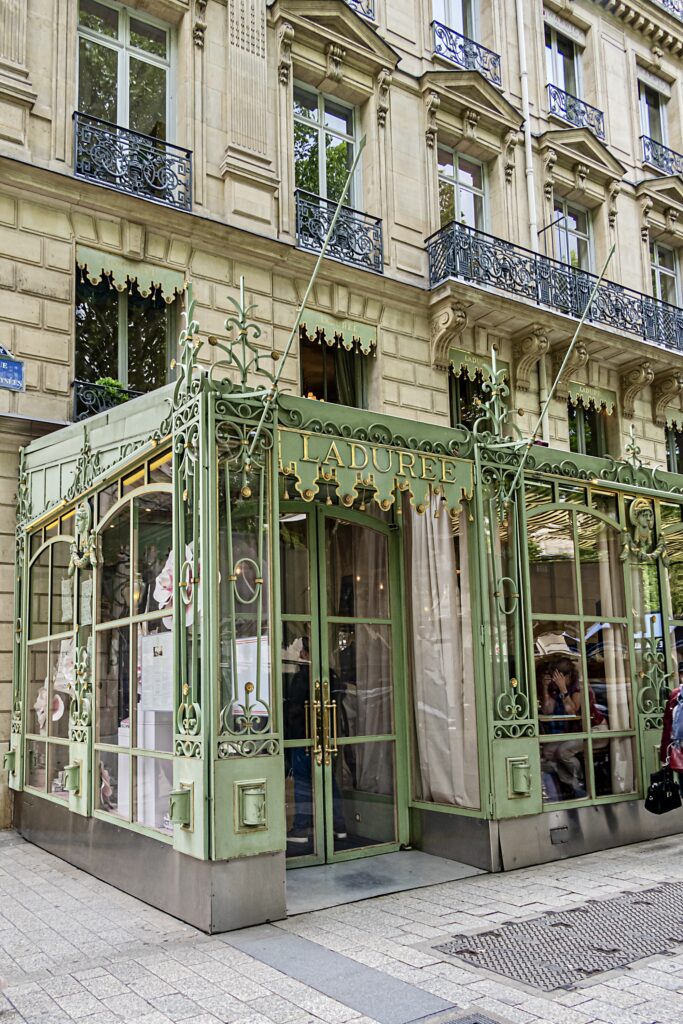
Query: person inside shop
283,635,347,845
660,662,683,795
537,657,586,799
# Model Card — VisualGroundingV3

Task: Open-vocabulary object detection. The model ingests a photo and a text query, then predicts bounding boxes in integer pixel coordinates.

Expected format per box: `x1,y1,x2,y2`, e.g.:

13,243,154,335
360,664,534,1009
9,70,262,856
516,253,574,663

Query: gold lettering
301,434,318,464
371,446,393,474
323,441,344,467
350,443,368,470
440,458,458,484
419,455,437,481
398,452,417,478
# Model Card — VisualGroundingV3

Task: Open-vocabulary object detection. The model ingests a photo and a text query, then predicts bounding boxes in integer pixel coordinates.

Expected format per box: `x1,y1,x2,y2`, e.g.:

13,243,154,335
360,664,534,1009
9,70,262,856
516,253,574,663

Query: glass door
280,505,405,865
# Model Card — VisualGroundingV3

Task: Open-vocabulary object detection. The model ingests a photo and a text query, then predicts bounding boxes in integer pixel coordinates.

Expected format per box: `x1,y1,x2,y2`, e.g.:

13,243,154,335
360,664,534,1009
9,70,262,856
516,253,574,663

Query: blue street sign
0,346,25,392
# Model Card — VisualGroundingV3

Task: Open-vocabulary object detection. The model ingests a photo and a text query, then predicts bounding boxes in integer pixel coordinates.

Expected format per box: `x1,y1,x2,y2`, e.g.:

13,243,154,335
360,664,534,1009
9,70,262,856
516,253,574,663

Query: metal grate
435,881,683,991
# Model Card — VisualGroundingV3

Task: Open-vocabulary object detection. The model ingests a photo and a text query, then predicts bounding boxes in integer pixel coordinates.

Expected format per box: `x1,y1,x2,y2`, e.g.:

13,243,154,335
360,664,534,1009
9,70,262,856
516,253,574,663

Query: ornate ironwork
345,0,375,18
73,111,192,211
432,21,502,86
642,134,683,175
209,277,275,392
69,645,92,744
652,0,683,20
73,379,141,422
428,221,683,352
295,190,383,274
637,623,670,730
547,84,605,140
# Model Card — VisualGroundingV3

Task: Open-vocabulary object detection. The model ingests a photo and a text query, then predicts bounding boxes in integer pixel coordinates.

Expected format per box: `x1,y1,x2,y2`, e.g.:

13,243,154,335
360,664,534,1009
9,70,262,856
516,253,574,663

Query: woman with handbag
646,665,683,815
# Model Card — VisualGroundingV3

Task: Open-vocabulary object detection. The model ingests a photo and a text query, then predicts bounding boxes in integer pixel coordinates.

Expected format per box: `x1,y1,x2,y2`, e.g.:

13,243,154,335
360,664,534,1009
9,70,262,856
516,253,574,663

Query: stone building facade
2,0,683,871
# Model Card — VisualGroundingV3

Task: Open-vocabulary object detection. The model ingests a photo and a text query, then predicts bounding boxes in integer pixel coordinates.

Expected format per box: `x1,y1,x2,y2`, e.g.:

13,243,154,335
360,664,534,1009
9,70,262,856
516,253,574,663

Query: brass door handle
313,679,323,766
322,678,338,763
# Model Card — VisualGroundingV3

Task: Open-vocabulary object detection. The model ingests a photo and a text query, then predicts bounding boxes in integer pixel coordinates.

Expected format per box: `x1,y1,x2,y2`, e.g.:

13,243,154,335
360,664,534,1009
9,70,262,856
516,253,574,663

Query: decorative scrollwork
175,737,202,757
494,680,535,739
73,379,140,422
209,277,275,392
69,645,92,743
642,134,683,175
218,737,280,758
11,699,22,735
295,190,383,275
66,430,103,502
638,625,671,730
69,501,99,576
172,285,203,408
177,701,201,736
432,21,502,85
547,84,605,140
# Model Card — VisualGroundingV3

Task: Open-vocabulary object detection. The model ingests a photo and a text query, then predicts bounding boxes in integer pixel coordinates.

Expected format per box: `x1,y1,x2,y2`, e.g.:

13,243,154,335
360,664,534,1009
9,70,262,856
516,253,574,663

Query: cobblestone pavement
1,829,683,1024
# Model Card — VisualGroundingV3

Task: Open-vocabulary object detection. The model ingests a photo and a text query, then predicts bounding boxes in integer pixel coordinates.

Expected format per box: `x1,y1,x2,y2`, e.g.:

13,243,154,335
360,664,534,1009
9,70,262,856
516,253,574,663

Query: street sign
0,346,24,392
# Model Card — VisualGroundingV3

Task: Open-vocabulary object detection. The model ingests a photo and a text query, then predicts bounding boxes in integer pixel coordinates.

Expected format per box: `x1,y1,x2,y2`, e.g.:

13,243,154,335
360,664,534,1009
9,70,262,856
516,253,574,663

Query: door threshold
285,849,484,916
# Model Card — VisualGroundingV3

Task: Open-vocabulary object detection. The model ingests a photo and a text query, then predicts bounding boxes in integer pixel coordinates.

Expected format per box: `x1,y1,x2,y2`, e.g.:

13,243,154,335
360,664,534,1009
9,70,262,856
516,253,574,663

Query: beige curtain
405,495,480,808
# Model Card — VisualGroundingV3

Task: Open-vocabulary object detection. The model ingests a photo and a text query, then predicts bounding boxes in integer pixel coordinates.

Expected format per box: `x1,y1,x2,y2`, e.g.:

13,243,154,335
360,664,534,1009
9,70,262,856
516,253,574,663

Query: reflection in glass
540,738,587,801
29,549,49,639
667,530,683,620
585,622,631,731
578,515,625,618
98,750,128,819
51,542,73,633
285,747,317,855
328,623,393,737
332,741,396,852
100,507,131,622
280,516,310,616
96,626,130,746
135,756,173,833
282,622,312,743
134,493,172,616
27,644,49,736
49,637,75,740
26,739,46,791
135,622,174,753
534,621,584,734
593,737,636,797
78,38,118,122
528,509,578,615
49,744,70,801
325,520,389,618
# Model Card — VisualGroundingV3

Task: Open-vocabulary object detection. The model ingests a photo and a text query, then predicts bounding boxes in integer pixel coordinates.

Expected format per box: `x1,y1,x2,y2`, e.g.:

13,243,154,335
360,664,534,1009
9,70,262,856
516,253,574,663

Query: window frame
293,83,359,207
650,240,680,306
76,0,174,136
568,398,608,458
299,335,368,409
544,25,581,98
437,146,486,231
432,0,476,38
639,80,667,146
553,197,592,272
666,425,683,474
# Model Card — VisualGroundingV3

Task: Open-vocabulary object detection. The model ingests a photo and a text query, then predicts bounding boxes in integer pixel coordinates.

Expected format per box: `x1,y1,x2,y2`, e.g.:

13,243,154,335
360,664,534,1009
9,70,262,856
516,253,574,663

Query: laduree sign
278,428,473,513
0,346,24,392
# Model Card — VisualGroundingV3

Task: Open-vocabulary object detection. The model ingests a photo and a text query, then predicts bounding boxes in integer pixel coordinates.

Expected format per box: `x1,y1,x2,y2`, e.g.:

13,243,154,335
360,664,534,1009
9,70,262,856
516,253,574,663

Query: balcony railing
73,112,192,211
547,84,605,141
653,0,683,20
642,135,683,175
345,0,375,18
427,221,683,352
295,190,384,274
73,380,141,422
432,21,502,87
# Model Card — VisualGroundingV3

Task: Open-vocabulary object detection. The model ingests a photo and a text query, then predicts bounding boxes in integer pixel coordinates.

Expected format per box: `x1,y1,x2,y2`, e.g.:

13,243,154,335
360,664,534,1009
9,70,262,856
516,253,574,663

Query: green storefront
9,293,683,931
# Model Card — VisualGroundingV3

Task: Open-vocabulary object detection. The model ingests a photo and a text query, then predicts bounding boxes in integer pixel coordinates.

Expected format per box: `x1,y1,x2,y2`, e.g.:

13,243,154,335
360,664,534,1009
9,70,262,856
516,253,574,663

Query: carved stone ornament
608,179,621,229
193,0,208,47
68,501,99,577
620,361,655,419
425,91,440,149
513,326,549,393
463,108,480,141
666,207,679,234
553,339,589,400
641,195,654,243
377,69,392,128
653,369,683,427
543,149,557,202
574,162,589,193
430,301,468,370
278,22,294,86
620,496,668,565
504,129,518,183
651,45,664,70
326,43,345,84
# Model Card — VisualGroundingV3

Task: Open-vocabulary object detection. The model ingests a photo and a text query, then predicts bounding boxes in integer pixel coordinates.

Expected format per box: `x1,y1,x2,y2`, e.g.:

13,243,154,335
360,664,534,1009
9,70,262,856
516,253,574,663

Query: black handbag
645,766,682,815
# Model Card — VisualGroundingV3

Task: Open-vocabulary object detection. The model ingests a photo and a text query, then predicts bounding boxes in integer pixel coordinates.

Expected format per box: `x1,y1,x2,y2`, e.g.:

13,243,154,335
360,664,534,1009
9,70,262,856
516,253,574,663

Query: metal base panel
14,792,286,933
411,809,502,872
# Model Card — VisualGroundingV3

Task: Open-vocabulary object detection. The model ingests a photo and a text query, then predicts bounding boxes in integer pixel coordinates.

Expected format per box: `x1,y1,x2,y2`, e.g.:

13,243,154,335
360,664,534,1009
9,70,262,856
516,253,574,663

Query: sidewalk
0,829,682,1024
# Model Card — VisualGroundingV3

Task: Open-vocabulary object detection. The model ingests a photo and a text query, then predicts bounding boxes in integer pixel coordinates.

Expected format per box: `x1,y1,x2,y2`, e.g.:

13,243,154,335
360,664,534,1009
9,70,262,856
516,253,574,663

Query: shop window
527,500,637,804
545,25,580,97
77,0,170,139
294,84,358,206
639,81,667,145
666,425,683,474
438,147,485,230
568,398,607,457
651,241,679,305
94,487,174,835
433,0,475,37
553,198,591,270
300,333,368,408
75,267,175,395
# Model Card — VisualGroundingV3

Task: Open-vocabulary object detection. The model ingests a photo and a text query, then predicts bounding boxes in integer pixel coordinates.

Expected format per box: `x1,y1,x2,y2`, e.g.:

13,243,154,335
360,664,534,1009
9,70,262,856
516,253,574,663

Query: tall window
639,81,667,145
438,148,485,229
545,26,579,95
449,369,488,428
553,199,591,270
666,425,683,474
75,268,175,393
95,469,174,836
568,399,607,458
300,333,368,408
651,241,679,305
294,85,357,205
77,0,170,138
433,0,475,35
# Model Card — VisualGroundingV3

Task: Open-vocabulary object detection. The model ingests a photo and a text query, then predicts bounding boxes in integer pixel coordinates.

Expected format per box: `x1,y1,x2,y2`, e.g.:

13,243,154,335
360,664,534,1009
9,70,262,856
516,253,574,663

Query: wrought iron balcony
73,380,141,422
427,221,683,352
295,190,384,274
73,112,192,211
432,21,502,87
547,84,605,141
642,135,683,175
345,0,375,18
652,0,683,20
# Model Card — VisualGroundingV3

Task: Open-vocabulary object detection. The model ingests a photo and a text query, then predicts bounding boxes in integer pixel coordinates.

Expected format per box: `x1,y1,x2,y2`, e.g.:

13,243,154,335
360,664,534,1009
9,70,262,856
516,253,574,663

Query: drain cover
435,880,683,991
